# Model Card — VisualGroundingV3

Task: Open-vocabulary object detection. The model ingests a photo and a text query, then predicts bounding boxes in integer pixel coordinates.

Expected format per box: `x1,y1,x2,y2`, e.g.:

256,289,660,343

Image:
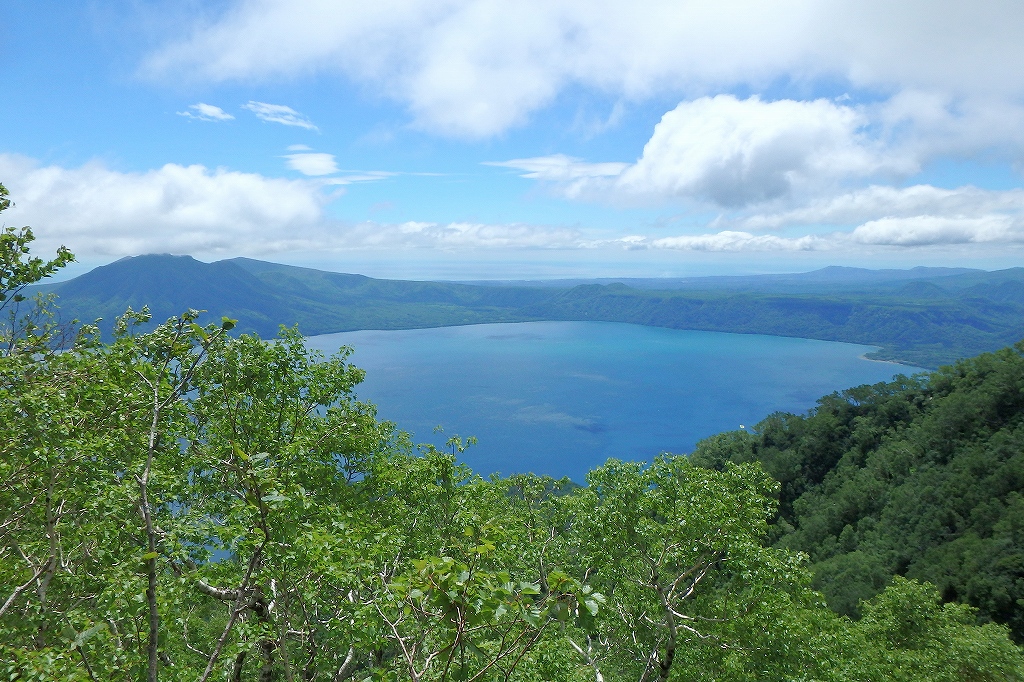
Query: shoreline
858,351,926,370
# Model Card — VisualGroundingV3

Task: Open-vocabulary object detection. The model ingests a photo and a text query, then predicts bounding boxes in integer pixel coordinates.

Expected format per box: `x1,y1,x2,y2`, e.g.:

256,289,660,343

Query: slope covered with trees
692,340,1024,642
4,185,1024,680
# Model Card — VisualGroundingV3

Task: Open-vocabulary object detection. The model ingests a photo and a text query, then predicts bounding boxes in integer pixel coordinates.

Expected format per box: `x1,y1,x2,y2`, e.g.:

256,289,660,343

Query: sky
4,0,1024,280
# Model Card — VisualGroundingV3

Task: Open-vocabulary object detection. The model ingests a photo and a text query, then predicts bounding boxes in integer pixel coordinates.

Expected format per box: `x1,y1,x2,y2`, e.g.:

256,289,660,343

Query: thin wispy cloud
177,103,234,122
323,171,397,185
242,101,318,130
284,152,339,176
280,146,399,182
487,155,628,180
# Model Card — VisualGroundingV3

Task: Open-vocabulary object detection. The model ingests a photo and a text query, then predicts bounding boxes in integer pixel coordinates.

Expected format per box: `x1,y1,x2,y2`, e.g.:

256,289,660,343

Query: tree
0,182,74,354
561,456,810,682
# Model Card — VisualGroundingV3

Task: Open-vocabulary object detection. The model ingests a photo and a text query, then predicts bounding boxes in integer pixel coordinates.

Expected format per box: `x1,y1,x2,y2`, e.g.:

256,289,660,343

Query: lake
306,322,924,483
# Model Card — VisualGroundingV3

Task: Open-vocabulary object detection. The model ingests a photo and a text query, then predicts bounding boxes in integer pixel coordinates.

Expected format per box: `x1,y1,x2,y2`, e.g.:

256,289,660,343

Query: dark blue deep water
306,322,924,483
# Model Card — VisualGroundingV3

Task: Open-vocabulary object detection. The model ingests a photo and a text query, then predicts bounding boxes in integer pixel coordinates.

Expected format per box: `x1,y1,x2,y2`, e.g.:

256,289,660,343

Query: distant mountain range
460,265,983,291
33,255,1024,368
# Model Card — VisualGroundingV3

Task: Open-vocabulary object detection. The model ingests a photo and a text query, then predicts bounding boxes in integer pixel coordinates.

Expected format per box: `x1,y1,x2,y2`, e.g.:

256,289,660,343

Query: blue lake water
306,322,924,483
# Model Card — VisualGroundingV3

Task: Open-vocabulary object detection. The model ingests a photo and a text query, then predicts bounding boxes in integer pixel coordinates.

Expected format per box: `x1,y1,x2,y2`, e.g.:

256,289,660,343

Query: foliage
2,185,1022,679
3,329,1022,680
692,341,1024,643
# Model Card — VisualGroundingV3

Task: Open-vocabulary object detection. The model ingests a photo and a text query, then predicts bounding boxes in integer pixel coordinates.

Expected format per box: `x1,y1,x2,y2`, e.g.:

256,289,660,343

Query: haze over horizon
6,1,1024,280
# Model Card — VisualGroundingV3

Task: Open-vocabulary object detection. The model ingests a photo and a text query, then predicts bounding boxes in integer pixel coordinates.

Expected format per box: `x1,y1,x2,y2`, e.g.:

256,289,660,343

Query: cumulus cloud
0,155,585,255
4,152,1023,260
242,101,318,130
849,215,1023,246
177,102,235,121
498,96,915,207
619,96,911,205
144,0,1024,138
0,154,326,256
284,152,339,176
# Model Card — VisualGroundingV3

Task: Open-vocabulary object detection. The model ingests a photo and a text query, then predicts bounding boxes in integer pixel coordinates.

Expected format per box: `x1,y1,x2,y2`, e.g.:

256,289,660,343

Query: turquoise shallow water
306,322,925,483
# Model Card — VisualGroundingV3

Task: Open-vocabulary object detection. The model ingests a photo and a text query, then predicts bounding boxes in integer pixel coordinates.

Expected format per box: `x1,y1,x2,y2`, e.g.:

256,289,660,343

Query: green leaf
71,623,108,649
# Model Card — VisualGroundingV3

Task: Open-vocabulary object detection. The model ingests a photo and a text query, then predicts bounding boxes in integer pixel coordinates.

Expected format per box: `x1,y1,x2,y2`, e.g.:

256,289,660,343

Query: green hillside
692,341,1024,640
37,254,1024,367
40,254,546,337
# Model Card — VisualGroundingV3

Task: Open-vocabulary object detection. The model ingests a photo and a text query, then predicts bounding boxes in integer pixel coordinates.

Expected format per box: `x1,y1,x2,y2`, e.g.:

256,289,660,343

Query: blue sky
5,1,1024,279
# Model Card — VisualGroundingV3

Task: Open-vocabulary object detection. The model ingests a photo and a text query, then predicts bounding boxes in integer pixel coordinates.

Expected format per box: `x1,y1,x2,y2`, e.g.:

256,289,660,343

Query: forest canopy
691,333,1024,642
2,185,1023,681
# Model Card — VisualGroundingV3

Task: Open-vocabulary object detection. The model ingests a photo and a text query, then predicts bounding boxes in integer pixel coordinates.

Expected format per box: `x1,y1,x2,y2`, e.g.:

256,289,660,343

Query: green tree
0,182,74,354
562,456,810,681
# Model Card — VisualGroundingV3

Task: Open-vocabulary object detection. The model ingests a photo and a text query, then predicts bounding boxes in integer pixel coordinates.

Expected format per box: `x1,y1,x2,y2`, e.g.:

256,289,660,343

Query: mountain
34,255,1024,368
41,254,294,336
38,254,548,337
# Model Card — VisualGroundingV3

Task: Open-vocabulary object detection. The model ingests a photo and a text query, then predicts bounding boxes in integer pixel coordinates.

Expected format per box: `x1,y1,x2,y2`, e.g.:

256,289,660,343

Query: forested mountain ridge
37,254,1024,367
692,340,1024,641
37,254,545,338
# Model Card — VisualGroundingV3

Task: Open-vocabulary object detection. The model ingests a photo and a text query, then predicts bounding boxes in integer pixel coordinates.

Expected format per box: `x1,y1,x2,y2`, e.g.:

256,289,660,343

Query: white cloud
345,221,584,249
177,102,235,121
487,154,628,181
287,144,313,151
849,215,1024,246
323,171,397,185
737,185,1024,230
0,154,326,256
487,154,629,198
144,0,1024,139
284,152,339,176
499,96,915,207
0,154,584,255
4,153,1023,259
619,96,911,206
349,216,1024,253
646,215,1024,252
650,231,826,252
242,101,318,130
